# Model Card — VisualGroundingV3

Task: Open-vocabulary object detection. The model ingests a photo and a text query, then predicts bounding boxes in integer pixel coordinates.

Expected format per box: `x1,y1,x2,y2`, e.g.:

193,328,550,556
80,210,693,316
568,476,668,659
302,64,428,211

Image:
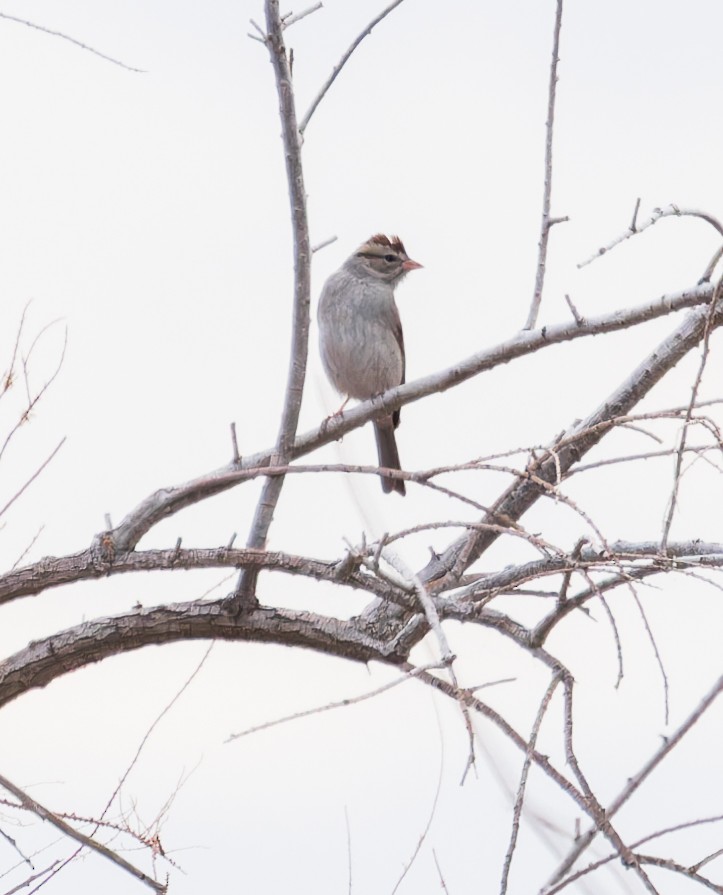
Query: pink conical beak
402,258,423,271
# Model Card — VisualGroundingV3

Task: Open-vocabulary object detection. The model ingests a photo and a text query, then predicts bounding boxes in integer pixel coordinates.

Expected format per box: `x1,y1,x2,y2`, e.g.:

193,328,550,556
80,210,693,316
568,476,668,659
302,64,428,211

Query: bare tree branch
0,437,66,521
282,3,323,29
236,0,312,604
0,545,405,607
544,814,723,894
0,773,165,893
662,275,723,547
299,0,407,134
0,12,145,72
525,0,566,330
562,676,661,894
545,671,723,889
500,672,562,894
0,601,406,709
415,300,723,590
578,204,723,269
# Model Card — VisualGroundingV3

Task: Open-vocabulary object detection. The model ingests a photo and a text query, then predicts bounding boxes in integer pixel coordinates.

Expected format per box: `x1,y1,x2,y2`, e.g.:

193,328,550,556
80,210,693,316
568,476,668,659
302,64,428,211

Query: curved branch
299,0,407,134
0,600,406,709
578,204,723,269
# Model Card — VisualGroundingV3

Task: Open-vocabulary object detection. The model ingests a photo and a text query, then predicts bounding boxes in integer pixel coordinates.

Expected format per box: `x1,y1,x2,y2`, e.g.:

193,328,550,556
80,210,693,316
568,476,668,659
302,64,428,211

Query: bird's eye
384,254,396,263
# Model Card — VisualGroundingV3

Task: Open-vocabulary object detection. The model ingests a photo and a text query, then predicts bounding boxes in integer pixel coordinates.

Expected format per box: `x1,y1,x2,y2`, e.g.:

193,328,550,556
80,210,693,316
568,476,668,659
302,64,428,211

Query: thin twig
311,235,338,253
699,243,723,283
97,644,213,825
2,861,62,895
691,845,723,874
0,12,145,72
1,302,29,399
544,813,723,894
500,672,562,894
299,0,407,134
579,204,723,269
636,855,723,893
226,661,446,742
627,583,669,722
546,672,723,888
0,437,66,520
563,293,584,326
230,422,240,463
569,443,718,476
249,18,266,38
561,677,660,894
282,3,323,28
524,0,565,330
0,321,67,464
10,526,45,571
344,806,352,895
390,717,445,894
662,274,723,548
432,851,450,894
0,823,33,868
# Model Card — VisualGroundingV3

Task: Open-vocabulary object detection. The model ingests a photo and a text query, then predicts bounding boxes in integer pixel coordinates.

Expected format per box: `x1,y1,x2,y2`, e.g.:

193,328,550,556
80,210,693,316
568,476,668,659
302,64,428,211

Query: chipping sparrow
318,234,422,495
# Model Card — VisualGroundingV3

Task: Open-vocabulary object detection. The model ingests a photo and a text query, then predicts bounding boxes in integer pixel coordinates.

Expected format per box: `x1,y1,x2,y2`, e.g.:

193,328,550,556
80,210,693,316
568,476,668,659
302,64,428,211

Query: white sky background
2,1,723,893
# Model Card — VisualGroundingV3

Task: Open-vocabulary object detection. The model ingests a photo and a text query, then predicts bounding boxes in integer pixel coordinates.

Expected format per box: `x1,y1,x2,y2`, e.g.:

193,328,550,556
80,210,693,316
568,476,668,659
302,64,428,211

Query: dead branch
0,773,165,893
236,0,313,603
299,0,407,134
0,12,145,72
525,0,566,330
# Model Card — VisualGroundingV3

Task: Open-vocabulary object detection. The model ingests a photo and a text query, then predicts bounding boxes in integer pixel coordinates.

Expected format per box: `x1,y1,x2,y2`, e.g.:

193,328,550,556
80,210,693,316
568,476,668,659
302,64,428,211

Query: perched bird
318,234,422,495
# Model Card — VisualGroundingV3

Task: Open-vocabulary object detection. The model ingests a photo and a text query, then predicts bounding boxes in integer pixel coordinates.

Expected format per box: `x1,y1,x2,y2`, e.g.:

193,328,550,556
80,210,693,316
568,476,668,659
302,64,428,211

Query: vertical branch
661,275,723,548
524,0,565,331
236,0,312,602
561,680,663,894
499,671,562,894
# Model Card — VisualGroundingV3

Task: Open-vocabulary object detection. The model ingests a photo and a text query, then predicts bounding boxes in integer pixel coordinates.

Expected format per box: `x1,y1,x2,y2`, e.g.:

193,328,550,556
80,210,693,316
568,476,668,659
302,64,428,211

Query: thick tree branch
0,601,406,709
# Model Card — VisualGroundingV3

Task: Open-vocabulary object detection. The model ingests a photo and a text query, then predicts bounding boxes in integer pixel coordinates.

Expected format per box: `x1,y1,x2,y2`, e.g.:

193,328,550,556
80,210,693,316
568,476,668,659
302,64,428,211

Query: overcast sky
2,2,723,893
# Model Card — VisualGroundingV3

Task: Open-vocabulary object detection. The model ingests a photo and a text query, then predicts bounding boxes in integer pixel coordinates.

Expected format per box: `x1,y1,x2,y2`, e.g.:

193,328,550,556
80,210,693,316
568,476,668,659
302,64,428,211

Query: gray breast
318,271,403,400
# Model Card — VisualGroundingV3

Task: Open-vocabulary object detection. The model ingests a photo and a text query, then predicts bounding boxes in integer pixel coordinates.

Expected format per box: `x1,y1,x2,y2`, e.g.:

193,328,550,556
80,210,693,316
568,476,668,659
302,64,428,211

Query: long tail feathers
374,421,405,496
